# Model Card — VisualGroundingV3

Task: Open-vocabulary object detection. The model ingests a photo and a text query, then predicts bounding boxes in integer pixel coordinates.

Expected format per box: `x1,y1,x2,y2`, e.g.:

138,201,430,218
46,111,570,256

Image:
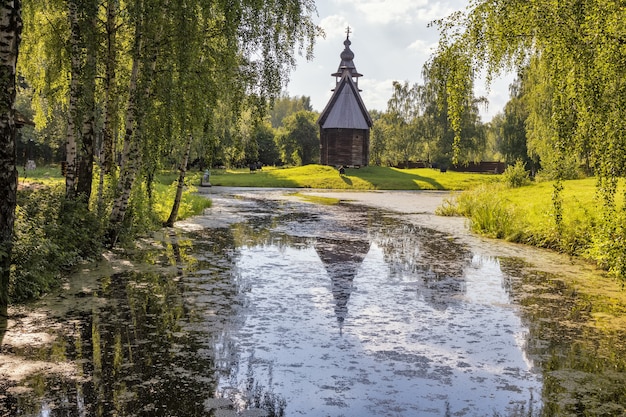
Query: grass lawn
19,164,501,191
17,165,212,222
206,164,500,190
17,165,63,188
19,164,611,240
503,177,602,234
442,176,624,256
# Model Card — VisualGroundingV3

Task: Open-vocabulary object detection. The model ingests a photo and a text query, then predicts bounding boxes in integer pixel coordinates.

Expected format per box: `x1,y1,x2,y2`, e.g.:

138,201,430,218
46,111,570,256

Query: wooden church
318,29,373,167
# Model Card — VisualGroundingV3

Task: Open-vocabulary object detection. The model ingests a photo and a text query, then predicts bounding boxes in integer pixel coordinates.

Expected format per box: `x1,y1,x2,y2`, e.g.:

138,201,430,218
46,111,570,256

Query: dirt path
298,189,453,214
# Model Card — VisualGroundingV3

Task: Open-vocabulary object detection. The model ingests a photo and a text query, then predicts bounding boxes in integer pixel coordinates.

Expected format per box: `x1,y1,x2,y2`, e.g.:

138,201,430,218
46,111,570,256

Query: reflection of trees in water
215,351,287,416
373,221,472,310
96,270,216,416
186,227,286,415
231,204,473,317
0,226,283,416
1,267,218,416
229,221,313,251
0,312,6,343
499,257,626,416
0,313,8,411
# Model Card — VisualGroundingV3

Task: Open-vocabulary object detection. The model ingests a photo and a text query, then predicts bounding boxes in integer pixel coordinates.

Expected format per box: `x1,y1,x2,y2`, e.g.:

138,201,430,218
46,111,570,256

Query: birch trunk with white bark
102,0,118,174
106,42,141,245
0,0,21,314
65,0,81,199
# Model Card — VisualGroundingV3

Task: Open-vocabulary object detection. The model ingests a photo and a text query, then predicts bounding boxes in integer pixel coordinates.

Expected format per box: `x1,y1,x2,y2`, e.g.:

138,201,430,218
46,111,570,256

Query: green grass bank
205,165,500,190
438,178,626,281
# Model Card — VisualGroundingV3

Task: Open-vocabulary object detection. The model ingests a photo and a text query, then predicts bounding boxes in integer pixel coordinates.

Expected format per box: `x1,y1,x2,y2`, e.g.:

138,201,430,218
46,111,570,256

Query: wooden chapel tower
318,28,373,167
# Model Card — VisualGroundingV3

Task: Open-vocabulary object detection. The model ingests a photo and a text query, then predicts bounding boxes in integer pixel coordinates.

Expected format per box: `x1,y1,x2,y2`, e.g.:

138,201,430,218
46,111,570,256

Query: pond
1,188,625,416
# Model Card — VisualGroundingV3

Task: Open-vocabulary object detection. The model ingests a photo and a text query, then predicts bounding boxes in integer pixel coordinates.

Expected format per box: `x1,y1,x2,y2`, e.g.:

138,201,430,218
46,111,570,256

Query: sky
285,0,515,122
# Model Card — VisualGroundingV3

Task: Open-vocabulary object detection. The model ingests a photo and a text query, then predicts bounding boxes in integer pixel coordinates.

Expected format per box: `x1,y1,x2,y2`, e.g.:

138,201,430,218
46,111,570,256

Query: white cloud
338,0,459,25
287,0,515,122
407,39,438,55
414,1,460,22
341,0,428,24
319,15,351,40
359,78,397,111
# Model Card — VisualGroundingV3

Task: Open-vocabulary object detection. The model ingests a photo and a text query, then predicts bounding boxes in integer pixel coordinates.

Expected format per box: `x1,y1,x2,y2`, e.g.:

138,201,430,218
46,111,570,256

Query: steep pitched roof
317,72,373,130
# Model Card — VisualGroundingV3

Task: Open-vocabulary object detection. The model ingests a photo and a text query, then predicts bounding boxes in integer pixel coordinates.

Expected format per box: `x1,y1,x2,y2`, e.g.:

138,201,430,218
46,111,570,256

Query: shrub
502,160,531,188
436,184,526,241
11,185,102,302
10,168,213,303
534,154,583,181
588,210,626,280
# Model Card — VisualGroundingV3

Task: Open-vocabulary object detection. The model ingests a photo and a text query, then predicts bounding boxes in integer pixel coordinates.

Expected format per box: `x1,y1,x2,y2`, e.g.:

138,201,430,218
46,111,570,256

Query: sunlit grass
152,181,212,222
503,178,601,247
17,166,211,221
289,192,340,205
18,165,64,188
207,164,499,190
18,163,501,192
440,177,621,255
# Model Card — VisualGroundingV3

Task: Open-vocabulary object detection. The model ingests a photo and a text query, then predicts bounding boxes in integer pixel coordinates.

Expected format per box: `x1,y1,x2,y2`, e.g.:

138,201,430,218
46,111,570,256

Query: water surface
1,190,624,416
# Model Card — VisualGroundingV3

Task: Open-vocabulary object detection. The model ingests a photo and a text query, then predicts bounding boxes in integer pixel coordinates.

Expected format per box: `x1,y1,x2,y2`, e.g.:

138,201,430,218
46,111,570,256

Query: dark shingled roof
318,72,372,129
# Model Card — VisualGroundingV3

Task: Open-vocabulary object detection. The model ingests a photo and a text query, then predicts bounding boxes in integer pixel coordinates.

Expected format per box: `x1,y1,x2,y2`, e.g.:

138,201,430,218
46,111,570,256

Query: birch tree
433,0,626,277
20,0,320,246
106,0,157,245
148,0,319,227
421,49,486,167
0,0,22,315
386,81,422,168
101,0,119,175
67,0,98,200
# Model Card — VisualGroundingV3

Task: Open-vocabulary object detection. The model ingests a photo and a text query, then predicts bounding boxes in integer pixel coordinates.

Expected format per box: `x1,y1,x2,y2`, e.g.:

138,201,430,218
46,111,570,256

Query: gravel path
298,189,453,214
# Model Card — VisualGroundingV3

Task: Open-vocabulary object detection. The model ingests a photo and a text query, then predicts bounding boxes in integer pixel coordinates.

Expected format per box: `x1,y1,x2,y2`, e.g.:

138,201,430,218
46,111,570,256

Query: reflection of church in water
312,220,470,331
314,238,371,332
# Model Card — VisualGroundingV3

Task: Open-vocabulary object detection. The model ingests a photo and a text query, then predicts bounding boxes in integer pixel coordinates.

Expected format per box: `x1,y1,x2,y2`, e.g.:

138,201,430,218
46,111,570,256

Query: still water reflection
1,191,625,416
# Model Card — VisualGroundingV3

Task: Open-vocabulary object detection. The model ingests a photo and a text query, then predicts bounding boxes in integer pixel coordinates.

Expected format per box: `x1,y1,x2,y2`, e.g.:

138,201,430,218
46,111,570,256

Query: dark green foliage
589,200,626,280
275,110,319,165
496,74,531,166
255,122,280,166
114,182,162,247
11,185,102,302
269,95,313,129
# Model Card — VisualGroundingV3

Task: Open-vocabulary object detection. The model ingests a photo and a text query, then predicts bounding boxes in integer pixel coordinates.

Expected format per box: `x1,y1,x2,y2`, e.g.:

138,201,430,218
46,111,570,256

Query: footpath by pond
1,187,625,416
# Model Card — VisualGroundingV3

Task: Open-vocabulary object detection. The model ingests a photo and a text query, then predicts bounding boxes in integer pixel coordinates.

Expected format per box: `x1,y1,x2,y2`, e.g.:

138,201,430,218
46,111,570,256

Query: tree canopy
18,0,321,244
432,0,626,181
431,0,626,276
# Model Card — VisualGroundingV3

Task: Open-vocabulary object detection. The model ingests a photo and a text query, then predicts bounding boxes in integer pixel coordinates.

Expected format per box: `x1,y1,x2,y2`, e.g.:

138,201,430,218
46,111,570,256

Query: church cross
345,26,351,38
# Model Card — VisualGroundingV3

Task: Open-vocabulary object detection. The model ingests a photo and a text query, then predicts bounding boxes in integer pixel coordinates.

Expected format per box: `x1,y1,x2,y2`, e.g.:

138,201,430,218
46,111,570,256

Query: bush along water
12,185,102,302
10,174,213,303
437,183,526,241
588,198,626,280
